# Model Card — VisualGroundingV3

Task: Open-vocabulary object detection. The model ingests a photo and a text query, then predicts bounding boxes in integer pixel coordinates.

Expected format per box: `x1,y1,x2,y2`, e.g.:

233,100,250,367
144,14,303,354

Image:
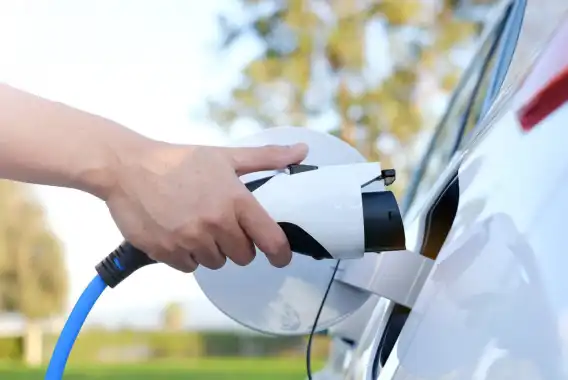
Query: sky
0,0,248,328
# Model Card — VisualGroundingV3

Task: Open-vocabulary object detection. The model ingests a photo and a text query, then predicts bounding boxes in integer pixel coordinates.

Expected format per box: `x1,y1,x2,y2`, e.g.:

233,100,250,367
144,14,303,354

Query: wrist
76,126,154,201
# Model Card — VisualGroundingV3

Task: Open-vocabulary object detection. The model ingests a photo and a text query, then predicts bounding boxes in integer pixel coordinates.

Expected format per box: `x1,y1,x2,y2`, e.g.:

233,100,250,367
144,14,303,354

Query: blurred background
0,0,502,379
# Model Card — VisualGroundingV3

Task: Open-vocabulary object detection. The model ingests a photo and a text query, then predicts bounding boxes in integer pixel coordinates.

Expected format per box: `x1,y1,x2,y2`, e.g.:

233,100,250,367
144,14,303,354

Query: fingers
225,143,309,175
164,249,199,273
216,214,256,266
162,210,253,272
234,189,292,268
144,241,200,273
189,236,227,270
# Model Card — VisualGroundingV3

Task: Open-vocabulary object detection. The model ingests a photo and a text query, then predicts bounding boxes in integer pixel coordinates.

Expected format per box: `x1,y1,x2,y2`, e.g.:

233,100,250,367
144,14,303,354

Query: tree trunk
23,320,43,367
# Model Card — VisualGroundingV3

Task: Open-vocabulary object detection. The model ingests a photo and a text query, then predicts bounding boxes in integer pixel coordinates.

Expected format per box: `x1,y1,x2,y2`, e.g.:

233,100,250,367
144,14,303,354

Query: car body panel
373,12,568,380
380,92,568,380
315,2,568,380
325,4,513,368
326,4,568,380
328,4,520,378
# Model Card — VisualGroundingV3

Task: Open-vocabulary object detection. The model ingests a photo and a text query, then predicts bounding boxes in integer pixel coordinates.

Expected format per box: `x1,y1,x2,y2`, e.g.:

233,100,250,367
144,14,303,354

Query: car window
402,10,508,213
456,51,498,146
462,0,527,142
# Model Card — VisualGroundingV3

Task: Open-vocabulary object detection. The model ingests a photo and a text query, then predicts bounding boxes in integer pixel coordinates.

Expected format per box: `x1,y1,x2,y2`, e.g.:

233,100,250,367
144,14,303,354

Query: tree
0,180,68,365
207,0,493,192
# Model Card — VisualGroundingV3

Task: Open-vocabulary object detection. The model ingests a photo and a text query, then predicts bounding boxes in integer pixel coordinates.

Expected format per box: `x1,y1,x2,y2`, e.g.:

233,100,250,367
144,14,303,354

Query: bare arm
0,83,308,270
0,83,149,200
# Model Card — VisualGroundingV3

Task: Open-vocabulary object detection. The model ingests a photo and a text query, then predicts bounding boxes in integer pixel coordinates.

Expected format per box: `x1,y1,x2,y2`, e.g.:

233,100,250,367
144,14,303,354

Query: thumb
226,143,309,175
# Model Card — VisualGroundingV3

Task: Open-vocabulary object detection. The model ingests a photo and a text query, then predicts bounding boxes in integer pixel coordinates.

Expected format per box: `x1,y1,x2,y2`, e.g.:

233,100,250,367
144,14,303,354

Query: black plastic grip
95,242,156,288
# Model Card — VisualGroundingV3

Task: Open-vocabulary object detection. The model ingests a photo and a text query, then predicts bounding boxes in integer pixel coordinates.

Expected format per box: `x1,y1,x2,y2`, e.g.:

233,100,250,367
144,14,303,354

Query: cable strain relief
95,242,156,288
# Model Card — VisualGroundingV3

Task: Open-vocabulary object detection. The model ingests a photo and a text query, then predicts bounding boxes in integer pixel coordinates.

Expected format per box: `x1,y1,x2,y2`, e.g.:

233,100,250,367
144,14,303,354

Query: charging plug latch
286,164,319,175
380,169,396,186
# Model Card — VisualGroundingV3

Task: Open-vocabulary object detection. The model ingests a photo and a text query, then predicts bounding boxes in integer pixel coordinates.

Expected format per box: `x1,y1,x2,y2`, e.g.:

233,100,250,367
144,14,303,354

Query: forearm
0,83,151,200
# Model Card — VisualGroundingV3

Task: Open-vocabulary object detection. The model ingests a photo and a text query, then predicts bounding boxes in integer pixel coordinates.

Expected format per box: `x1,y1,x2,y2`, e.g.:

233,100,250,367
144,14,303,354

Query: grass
0,357,322,379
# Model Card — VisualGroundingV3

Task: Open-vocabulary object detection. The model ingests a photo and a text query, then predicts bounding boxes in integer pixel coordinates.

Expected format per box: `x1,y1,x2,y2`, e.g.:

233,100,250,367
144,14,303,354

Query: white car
316,0,568,379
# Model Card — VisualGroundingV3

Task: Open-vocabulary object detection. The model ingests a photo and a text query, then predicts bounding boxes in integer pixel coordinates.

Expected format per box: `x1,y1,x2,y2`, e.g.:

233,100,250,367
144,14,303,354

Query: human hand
104,140,308,273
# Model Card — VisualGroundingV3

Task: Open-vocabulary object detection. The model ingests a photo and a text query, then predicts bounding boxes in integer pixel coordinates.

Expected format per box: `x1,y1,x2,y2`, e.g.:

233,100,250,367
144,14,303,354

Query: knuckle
202,210,227,229
176,222,202,242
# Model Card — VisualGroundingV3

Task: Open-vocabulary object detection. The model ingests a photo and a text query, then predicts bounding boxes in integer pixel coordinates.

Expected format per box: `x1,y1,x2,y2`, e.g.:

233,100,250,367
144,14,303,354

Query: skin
0,83,308,272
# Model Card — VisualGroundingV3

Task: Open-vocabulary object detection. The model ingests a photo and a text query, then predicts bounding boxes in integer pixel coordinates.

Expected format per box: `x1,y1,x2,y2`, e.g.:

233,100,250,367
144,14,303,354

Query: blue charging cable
44,243,156,379
44,275,107,379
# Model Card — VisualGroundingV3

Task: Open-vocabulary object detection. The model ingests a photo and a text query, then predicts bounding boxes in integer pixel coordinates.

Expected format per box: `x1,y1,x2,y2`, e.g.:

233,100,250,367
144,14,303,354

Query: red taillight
516,17,568,131
518,66,568,131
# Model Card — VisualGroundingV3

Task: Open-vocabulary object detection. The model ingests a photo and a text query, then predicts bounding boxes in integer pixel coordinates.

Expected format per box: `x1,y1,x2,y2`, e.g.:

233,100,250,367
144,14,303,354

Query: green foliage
0,180,68,319
209,0,487,185
0,337,23,360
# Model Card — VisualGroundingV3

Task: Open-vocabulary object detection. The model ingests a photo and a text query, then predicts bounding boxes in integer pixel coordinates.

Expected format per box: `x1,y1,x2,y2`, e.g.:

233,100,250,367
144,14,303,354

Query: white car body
316,1,568,379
